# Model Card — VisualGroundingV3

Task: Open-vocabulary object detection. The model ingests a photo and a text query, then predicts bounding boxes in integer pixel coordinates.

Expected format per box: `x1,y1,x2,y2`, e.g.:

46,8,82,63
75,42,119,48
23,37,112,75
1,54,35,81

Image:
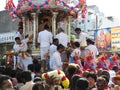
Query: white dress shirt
38,30,52,47
52,51,63,70
76,32,87,47
13,38,29,53
71,48,81,57
55,32,70,47
49,44,57,69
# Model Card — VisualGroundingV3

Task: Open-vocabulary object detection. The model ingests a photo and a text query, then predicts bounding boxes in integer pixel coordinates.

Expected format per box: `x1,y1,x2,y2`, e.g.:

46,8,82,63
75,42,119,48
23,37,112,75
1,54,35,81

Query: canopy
5,0,87,19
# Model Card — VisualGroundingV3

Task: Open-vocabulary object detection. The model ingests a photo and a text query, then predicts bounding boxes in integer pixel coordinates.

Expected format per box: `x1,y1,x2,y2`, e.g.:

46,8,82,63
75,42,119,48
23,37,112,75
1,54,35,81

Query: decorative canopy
5,0,87,19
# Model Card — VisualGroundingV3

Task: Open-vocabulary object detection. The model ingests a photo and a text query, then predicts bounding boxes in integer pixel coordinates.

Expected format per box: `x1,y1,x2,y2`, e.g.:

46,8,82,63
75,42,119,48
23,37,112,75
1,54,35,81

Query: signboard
111,27,120,51
94,28,111,52
0,31,16,43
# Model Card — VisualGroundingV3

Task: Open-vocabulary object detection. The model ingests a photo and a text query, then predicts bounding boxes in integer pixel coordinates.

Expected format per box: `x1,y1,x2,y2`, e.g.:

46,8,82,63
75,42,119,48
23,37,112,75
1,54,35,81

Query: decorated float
6,0,87,57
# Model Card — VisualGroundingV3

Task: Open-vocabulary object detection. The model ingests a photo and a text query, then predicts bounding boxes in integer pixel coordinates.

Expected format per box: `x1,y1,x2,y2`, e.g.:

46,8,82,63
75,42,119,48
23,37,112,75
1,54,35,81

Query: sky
87,0,120,19
0,0,120,21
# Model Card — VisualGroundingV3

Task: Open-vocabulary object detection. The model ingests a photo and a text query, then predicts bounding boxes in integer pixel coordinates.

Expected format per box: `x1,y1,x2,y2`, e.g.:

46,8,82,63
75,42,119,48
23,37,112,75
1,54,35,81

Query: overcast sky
87,0,120,19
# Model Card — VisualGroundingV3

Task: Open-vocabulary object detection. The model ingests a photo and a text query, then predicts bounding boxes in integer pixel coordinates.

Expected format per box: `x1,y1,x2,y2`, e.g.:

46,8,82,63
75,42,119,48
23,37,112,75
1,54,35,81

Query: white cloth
13,38,30,70
52,51,63,70
85,44,99,63
14,31,23,40
40,47,49,60
71,48,81,57
38,30,52,59
19,81,35,90
76,32,87,47
21,56,33,71
13,38,29,53
109,70,116,85
55,32,70,47
49,44,57,69
37,30,52,47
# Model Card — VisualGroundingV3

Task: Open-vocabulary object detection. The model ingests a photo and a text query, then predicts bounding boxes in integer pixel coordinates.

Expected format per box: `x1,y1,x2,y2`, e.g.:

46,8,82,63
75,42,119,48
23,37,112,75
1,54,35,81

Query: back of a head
0,75,10,88
75,78,89,90
15,37,21,41
16,71,23,83
32,83,44,90
57,44,65,50
44,24,49,30
33,59,38,64
28,64,35,72
75,28,81,31
74,42,80,48
112,65,118,72
35,64,41,73
21,71,32,82
53,38,59,43
86,38,92,43
70,74,82,90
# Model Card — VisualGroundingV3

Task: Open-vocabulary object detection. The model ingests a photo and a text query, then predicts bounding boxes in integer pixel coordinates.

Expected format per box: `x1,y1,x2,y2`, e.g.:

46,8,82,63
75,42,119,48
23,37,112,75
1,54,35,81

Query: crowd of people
1,22,120,90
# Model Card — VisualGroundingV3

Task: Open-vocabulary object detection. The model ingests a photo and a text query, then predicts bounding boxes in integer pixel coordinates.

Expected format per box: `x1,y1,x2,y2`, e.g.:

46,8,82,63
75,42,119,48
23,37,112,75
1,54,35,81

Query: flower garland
9,0,51,19
8,0,87,19
61,0,87,18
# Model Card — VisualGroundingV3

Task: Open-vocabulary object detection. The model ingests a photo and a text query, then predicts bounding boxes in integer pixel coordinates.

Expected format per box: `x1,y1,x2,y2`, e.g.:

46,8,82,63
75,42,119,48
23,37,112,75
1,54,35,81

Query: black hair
75,28,81,31
44,24,49,29
57,44,65,50
53,38,59,42
74,42,80,47
34,64,41,73
86,72,97,82
28,64,35,72
32,83,44,90
21,71,32,83
16,70,23,83
86,38,93,44
70,74,82,90
76,78,89,90
112,65,118,72
15,37,21,41
33,59,38,64
67,66,77,75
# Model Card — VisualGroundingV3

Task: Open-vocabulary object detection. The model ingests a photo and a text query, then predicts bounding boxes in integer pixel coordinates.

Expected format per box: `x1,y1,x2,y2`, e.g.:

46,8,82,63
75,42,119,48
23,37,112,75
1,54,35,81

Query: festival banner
111,27,120,51
94,28,111,52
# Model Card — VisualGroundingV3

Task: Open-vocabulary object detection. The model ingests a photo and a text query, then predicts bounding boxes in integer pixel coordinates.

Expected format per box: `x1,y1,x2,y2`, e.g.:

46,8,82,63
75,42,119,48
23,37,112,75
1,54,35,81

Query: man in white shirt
55,28,70,67
13,37,33,70
52,44,65,70
55,28,70,48
75,28,87,47
49,38,59,70
85,38,99,68
37,24,53,72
